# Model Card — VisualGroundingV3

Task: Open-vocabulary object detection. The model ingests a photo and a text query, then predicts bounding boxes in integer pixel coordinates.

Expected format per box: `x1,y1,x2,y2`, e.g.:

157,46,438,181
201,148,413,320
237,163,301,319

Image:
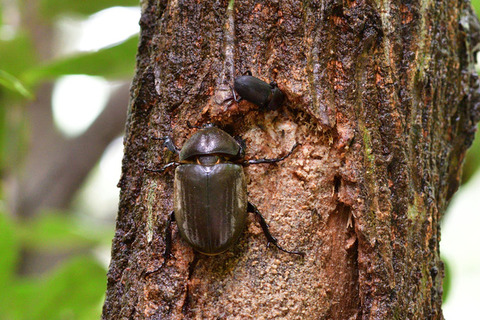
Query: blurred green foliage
39,0,140,19
0,212,113,319
442,257,451,303
23,36,139,84
0,0,138,318
0,0,139,171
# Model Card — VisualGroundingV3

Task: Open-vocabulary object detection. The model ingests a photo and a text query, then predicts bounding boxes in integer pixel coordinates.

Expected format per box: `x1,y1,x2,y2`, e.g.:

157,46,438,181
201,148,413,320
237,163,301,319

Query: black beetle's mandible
147,125,303,269
233,71,285,110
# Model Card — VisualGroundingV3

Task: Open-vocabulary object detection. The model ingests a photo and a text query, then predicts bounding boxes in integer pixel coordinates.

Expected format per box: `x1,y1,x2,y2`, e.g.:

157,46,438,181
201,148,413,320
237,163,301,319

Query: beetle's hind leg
144,212,175,276
248,202,304,257
162,211,175,263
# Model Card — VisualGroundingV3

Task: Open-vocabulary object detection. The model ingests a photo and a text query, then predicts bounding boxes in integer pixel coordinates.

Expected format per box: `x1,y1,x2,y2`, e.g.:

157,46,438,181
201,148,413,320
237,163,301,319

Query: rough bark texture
103,1,480,319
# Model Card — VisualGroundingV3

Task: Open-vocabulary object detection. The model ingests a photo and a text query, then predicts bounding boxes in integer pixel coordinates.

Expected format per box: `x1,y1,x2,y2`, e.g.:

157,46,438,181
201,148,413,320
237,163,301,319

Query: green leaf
23,35,138,84
1,278,40,320
0,33,37,75
18,211,113,250
472,0,480,18
0,70,33,98
442,257,451,303
0,212,19,288
38,257,106,320
39,0,140,20
6,256,106,320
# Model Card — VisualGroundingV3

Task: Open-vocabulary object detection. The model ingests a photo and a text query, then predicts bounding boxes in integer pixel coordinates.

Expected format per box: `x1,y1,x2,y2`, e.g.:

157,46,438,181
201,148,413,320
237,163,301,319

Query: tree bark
103,1,480,319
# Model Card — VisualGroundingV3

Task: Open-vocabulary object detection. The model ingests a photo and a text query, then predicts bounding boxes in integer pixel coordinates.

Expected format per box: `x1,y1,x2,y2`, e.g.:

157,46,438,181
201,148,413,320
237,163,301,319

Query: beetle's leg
269,81,278,88
162,211,175,263
144,161,180,173
144,212,175,276
151,136,180,155
244,70,253,76
248,202,304,256
244,143,300,166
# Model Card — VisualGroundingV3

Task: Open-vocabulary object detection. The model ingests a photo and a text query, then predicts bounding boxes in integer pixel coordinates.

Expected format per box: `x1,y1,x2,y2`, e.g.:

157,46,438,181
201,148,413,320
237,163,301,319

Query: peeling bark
103,1,480,319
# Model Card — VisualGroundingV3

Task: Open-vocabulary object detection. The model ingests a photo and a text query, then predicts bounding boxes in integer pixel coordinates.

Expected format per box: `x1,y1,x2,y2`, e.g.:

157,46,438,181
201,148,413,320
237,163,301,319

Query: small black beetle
148,125,303,268
233,71,285,110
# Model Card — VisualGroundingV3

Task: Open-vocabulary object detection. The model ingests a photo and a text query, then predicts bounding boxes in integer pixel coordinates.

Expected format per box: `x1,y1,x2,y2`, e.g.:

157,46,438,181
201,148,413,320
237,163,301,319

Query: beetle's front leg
244,143,300,166
247,202,304,256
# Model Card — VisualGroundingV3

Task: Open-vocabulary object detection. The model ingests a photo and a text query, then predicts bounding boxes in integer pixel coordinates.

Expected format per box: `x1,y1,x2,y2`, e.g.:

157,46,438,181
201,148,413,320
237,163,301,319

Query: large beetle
233,71,285,110
149,125,303,267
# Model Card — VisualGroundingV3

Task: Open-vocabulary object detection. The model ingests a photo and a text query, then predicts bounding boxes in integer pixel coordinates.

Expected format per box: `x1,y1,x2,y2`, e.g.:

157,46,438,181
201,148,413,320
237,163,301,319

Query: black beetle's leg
162,211,175,263
269,81,278,88
248,202,304,256
144,161,179,173
145,211,175,277
244,70,252,76
244,143,300,166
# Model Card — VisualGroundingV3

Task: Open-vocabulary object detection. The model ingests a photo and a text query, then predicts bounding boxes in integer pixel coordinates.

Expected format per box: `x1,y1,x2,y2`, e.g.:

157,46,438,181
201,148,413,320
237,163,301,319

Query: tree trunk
102,1,480,319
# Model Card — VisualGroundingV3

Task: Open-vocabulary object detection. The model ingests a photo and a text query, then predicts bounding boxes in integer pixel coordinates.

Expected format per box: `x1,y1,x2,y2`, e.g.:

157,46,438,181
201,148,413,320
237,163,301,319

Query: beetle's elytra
147,125,303,269
233,71,285,110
